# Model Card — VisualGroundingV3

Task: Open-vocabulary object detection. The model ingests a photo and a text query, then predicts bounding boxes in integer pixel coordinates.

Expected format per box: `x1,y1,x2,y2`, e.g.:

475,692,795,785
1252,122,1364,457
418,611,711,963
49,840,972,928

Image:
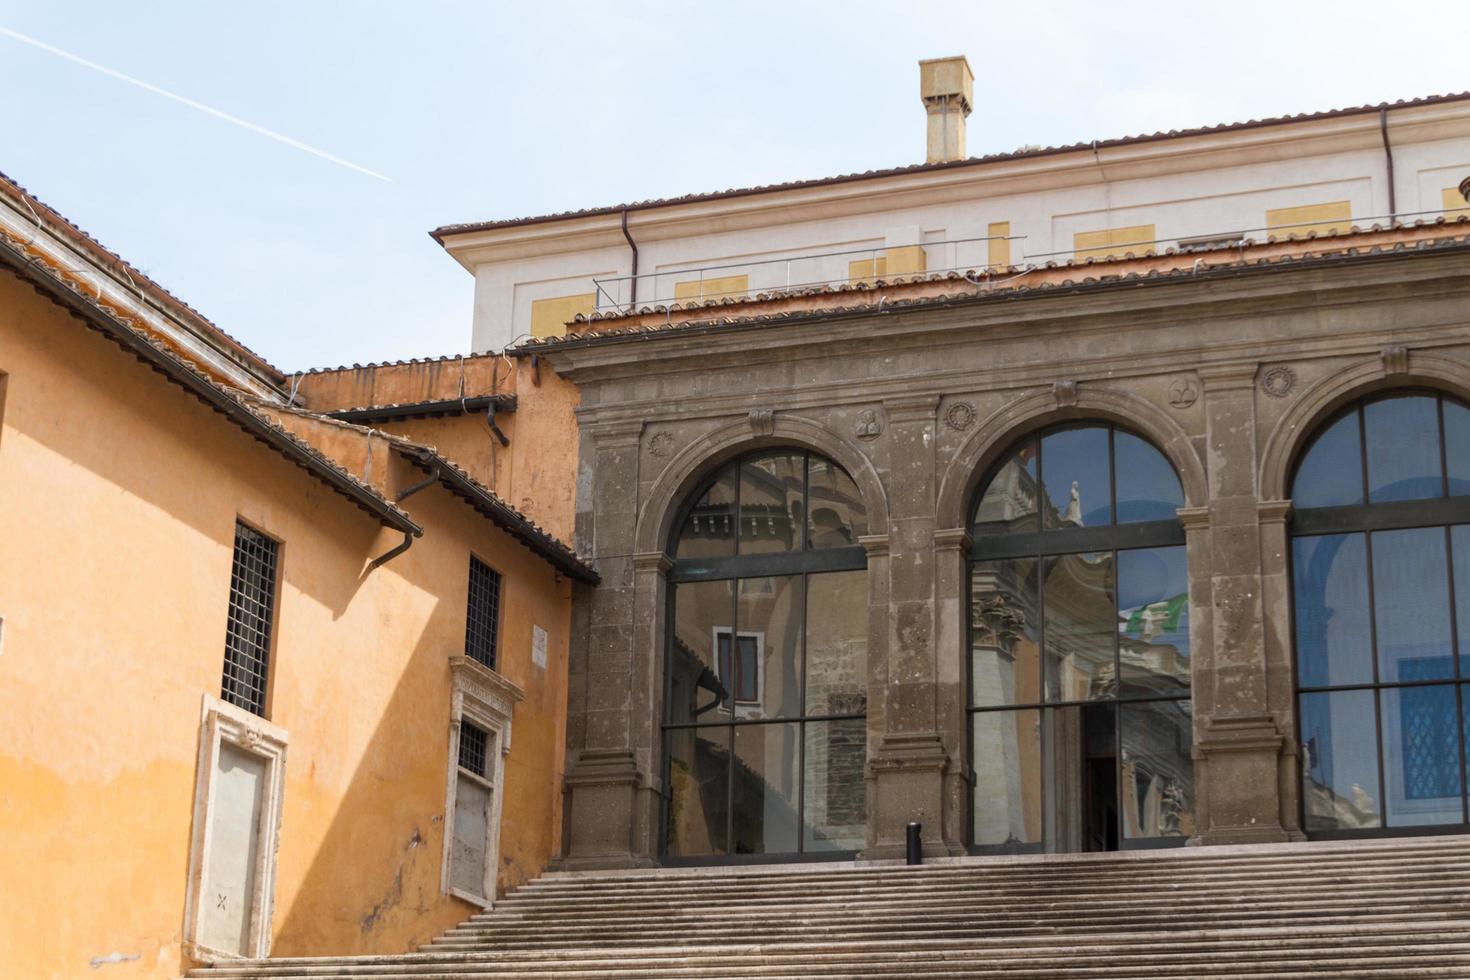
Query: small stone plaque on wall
532,625,548,669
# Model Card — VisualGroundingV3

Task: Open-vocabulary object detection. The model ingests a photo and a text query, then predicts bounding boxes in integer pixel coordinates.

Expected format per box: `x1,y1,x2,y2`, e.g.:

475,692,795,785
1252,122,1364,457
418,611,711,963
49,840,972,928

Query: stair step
184,837,1470,979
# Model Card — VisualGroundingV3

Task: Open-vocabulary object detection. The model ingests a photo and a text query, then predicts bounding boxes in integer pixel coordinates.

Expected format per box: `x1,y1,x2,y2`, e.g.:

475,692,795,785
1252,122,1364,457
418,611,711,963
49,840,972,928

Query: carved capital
1257,499,1293,526
631,551,673,576
858,533,891,558
883,393,942,423
933,527,972,554
1198,361,1259,392
590,420,644,450
1176,505,1211,531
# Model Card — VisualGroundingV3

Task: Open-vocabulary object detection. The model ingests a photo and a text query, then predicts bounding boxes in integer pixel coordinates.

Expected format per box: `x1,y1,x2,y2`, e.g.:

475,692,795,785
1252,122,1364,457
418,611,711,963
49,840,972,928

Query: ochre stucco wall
294,356,581,544
0,271,571,978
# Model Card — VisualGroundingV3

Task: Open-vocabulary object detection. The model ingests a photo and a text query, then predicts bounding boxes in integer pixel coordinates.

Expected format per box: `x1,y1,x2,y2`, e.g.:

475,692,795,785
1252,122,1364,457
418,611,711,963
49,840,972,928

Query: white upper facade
436,83,1470,354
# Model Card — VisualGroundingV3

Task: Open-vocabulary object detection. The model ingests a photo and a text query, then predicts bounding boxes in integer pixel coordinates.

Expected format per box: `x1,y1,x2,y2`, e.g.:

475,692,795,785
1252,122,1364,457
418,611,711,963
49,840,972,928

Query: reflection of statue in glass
1064,480,1083,526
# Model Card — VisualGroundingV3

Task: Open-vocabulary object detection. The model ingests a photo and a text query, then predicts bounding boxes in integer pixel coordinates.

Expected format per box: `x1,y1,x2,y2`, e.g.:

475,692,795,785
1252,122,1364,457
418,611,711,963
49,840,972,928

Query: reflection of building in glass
970,424,1193,852
664,452,868,859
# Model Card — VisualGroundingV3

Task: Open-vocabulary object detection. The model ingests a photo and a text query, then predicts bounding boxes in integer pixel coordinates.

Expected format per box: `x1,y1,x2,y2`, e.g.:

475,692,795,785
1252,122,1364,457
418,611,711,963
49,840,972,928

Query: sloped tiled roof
512,221,1470,356
0,170,286,384
432,93,1470,240
0,225,420,535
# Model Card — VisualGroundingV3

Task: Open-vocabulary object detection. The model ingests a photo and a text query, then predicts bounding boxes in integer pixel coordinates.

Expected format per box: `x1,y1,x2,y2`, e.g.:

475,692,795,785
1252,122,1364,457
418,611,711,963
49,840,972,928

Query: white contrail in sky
0,25,391,182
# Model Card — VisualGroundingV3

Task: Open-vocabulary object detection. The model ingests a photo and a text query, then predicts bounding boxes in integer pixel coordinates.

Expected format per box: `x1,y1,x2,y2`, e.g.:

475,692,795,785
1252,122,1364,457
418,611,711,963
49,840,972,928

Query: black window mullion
1107,424,1118,526
1363,530,1389,826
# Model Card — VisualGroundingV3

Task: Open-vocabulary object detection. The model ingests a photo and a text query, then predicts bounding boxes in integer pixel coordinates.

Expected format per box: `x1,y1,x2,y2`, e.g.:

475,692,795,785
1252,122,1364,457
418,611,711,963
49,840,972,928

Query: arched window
968,422,1193,853
1291,390,1470,835
663,449,868,860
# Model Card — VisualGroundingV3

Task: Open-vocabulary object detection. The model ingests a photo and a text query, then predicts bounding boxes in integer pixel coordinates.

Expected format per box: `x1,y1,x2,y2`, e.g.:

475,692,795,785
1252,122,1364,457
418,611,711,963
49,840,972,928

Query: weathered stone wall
548,247,1470,865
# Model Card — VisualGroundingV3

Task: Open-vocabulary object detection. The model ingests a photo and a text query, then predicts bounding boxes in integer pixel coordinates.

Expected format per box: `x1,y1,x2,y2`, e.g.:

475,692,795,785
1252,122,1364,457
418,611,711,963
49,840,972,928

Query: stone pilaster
559,420,655,868
1189,364,1292,845
862,394,962,857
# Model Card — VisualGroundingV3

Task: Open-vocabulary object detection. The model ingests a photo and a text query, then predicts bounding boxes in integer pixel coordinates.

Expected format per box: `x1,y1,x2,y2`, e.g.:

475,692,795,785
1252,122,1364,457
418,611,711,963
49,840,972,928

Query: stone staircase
190,836,1470,978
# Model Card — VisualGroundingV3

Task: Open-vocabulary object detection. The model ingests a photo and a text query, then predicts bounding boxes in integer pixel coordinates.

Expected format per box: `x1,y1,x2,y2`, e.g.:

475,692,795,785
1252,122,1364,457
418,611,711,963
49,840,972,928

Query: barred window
465,556,502,669
221,522,279,716
458,721,488,778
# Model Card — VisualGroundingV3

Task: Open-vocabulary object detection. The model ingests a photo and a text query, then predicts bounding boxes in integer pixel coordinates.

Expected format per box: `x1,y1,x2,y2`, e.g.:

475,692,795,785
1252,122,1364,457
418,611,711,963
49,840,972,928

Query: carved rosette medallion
944,401,977,431
647,432,674,458
1261,366,1297,399
1167,376,1200,409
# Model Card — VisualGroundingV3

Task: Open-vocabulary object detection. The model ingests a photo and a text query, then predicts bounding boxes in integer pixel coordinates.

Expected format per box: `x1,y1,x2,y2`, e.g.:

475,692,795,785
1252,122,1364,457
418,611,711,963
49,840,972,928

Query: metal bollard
906,821,922,866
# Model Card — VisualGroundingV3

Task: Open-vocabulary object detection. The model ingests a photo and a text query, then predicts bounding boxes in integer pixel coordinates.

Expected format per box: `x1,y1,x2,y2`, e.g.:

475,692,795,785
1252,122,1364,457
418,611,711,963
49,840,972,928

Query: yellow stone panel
1264,201,1352,239
987,222,1011,269
847,247,926,284
529,293,596,339
1073,224,1156,261
1442,187,1470,219
673,274,749,303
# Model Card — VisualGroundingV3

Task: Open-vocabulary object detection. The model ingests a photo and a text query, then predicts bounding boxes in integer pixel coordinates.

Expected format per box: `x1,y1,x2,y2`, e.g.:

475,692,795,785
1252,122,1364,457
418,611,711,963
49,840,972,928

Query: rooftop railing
588,207,1466,314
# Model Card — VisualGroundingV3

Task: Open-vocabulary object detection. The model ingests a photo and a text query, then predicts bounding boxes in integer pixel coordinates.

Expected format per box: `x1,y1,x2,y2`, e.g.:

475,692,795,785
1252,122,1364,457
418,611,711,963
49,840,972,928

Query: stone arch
634,413,891,557
935,385,1207,531
1259,351,1470,501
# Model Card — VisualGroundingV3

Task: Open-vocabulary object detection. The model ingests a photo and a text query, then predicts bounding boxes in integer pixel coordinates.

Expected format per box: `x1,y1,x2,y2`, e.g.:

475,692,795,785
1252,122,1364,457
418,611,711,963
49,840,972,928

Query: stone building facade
533,228,1470,867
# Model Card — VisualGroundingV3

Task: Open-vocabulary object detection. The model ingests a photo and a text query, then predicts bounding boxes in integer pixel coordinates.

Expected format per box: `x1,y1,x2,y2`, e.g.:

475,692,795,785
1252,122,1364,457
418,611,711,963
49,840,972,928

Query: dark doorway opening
1083,703,1119,852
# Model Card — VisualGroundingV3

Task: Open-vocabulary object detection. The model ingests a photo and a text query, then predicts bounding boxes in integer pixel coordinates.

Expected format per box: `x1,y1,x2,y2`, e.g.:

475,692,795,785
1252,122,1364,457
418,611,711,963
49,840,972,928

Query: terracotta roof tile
512,222,1470,355
0,170,286,383
0,226,419,534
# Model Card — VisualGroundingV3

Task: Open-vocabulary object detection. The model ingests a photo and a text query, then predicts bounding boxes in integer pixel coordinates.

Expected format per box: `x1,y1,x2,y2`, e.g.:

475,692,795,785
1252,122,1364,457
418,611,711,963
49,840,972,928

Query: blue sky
3,1,1467,372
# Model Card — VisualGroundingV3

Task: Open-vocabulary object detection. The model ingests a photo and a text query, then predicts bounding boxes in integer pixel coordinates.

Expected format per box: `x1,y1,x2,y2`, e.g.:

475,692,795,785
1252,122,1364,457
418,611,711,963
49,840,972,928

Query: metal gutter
396,445,599,584
323,394,517,424
0,236,422,537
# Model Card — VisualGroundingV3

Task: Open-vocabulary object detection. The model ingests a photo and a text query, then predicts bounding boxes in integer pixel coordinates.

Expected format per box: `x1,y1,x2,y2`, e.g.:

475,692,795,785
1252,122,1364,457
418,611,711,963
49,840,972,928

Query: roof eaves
431,92,1470,240
0,170,287,384
395,445,598,584
0,234,421,536
323,394,517,424
510,231,1470,356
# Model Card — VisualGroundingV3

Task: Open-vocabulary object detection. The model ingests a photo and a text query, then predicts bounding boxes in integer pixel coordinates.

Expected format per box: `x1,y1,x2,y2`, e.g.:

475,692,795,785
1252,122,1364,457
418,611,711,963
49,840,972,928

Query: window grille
221,522,279,716
458,721,488,777
465,556,502,669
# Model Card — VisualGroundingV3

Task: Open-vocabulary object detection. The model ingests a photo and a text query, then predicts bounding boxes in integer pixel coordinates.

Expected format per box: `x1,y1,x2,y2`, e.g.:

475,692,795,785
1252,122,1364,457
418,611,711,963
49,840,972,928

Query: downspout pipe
1380,108,1397,221
621,208,639,308
368,529,416,570
371,461,440,569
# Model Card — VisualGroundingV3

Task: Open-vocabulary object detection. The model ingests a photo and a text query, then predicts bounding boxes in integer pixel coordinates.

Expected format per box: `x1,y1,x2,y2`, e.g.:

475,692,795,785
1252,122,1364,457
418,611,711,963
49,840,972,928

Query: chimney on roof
919,56,973,164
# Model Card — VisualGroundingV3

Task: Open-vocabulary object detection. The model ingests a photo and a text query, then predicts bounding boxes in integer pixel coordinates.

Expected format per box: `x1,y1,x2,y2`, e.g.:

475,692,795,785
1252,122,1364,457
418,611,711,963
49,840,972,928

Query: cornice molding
441,100,1470,267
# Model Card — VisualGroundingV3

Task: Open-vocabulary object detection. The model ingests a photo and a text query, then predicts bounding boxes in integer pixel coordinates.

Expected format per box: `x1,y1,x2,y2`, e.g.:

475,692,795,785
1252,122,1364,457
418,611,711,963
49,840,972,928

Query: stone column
559,420,657,869
1188,364,1294,845
933,526,973,848
863,394,963,858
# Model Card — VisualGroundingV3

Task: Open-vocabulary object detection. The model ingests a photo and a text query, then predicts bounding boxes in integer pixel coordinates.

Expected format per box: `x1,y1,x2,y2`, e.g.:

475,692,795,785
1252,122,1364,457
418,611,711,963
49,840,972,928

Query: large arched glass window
1291,390,1470,835
664,450,868,861
968,423,1193,853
